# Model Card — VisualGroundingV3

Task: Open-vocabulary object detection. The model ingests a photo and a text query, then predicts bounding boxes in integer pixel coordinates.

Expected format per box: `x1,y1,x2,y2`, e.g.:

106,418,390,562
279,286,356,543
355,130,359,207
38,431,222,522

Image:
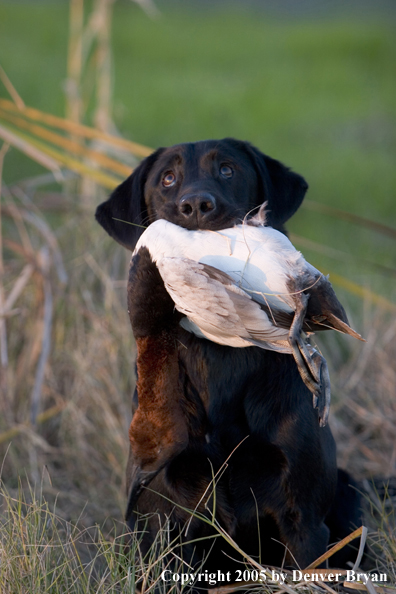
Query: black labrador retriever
96,138,361,586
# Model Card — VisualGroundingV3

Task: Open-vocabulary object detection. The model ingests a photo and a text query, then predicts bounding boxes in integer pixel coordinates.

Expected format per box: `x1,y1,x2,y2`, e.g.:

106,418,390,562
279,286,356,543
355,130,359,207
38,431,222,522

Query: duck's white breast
134,220,303,312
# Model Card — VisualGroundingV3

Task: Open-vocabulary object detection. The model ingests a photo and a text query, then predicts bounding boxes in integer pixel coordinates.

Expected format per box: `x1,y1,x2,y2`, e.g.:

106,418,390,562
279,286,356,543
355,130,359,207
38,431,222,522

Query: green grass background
0,0,395,299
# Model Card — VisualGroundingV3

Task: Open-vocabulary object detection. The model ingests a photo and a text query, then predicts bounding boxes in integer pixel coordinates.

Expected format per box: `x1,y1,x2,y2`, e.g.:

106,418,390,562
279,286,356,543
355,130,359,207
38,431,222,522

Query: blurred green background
1,0,395,308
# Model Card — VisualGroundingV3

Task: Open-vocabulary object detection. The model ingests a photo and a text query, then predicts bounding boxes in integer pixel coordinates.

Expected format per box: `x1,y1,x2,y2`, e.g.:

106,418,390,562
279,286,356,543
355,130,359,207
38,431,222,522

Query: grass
0,479,193,593
0,480,395,592
0,0,395,591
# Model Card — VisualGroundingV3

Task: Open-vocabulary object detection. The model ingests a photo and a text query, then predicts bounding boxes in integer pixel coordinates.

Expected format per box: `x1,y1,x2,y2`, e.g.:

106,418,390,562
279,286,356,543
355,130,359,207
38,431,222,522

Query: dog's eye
162,172,176,187
220,164,233,178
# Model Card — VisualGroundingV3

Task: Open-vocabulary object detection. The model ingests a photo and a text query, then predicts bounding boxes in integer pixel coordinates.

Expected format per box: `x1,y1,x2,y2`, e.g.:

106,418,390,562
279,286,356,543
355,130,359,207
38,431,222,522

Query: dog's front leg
125,246,188,520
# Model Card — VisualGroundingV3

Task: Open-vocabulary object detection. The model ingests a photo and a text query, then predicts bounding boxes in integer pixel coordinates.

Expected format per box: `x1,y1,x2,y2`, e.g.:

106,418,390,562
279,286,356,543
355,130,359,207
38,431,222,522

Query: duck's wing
156,257,292,351
196,263,296,328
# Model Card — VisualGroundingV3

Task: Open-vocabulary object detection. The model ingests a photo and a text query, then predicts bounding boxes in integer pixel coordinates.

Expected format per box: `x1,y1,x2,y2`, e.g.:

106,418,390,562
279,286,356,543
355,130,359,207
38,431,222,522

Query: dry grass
0,479,203,593
0,165,135,523
330,314,396,480
0,156,395,592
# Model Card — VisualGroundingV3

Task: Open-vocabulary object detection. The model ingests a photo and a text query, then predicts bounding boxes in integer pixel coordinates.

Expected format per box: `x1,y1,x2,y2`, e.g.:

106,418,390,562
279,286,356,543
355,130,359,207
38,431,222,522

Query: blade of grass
0,308,21,318
0,402,66,444
290,233,396,278
313,580,339,594
30,247,53,426
352,526,368,571
305,526,364,570
343,584,396,593
0,124,62,180
1,263,34,315
66,0,84,126
211,585,259,593
0,108,132,177
366,578,381,594
322,270,396,312
146,485,298,594
0,97,153,157
0,142,9,402
93,0,113,133
5,199,68,284
0,122,122,189
302,200,396,241
0,64,25,109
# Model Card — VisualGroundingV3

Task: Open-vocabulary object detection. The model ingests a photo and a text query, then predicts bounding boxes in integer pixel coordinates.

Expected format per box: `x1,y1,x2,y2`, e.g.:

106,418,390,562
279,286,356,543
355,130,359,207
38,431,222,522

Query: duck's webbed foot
289,292,331,427
304,344,331,427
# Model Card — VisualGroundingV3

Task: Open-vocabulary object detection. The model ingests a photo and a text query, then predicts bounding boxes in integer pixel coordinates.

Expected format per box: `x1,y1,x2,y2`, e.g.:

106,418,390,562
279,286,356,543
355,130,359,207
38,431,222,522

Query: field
0,1,395,591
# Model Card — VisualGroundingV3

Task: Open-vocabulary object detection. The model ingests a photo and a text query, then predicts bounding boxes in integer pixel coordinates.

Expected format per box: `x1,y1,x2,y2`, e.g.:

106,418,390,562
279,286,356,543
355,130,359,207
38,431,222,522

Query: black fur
96,139,362,590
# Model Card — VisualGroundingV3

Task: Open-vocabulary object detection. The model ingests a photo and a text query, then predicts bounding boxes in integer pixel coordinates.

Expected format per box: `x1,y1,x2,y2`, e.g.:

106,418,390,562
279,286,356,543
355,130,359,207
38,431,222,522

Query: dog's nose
179,193,216,219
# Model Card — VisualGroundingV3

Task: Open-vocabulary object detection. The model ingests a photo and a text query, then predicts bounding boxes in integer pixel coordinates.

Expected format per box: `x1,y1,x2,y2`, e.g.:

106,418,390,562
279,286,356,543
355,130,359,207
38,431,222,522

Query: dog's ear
242,142,308,228
95,148,164,250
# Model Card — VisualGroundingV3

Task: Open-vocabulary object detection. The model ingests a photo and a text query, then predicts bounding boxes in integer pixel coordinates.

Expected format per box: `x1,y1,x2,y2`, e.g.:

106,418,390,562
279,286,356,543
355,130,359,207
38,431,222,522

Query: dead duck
133,208,364,426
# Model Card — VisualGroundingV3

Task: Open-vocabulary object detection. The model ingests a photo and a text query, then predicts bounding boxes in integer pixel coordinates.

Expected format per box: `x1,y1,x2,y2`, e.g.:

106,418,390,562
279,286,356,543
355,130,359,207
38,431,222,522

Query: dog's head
96,138,308,250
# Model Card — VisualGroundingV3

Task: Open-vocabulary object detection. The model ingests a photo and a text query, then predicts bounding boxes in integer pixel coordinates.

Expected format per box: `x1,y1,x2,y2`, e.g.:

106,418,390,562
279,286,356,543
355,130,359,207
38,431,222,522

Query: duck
133,206,364,426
